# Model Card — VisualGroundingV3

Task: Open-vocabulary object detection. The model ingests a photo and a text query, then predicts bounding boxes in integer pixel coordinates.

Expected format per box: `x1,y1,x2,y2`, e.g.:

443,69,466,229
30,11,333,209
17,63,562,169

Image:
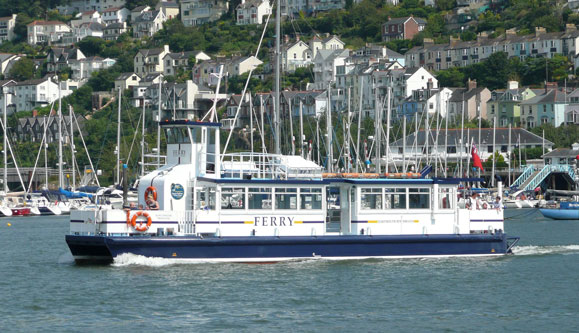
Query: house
133,10,167,38
487,81,537,127
350,44,405,66
10,77,73,112
67,22,105,44
101,7,130,25
0,14,17,44
134,45,171,76
46,47,85,72
69,56,116,81
131,73,164,107
103,22,128,41
162,50,210,76
193,59,224,87
16,114,87,143
70,10,102,28
181,0,229,27
223,94,251,129
399,86,454,120
381,16,426,42
57,0,127,15
520,84,568,129
27,21,71,45
156,1,180,20
130,6,150,23
312,49,349,90
281,39,312,73
227,56,263,76
236,0,272,25
0,53,21,76
0,79,16,115
447,79,491,122
309,35,345,59
542,143,579,166
115,72,141,91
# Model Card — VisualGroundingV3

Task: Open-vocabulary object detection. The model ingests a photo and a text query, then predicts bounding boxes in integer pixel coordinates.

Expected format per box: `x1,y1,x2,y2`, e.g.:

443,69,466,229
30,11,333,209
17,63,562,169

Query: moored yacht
66,121,519,263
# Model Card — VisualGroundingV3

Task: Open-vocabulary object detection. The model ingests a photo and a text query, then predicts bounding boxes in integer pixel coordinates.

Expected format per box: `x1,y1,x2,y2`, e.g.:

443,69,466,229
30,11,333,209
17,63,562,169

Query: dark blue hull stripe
66,234,511,261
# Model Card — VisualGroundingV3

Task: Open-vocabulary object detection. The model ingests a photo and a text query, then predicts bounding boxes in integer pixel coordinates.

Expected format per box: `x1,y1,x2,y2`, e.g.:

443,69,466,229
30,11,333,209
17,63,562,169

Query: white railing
220,152,323,180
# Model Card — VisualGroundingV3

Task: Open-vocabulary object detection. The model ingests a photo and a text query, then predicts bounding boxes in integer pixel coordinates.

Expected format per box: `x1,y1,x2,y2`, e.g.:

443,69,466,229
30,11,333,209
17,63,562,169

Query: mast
491,117,497,187
141,98,146,177
157,79,162,168
374,87,381,173
459,93,465,177
299,99,304,158
288,96,294,155
346,87,351,172
477,96,482,178
425,99,429,166
508,124,512,186
444,96,448,177
326,87,333,172
385,87,391,173
116,87,121,185
44,117,48,189
355,80,363,173
402,115,406,173
2,87,7,193
274,0,281,155
58,82,63,189
69,105,75,189
249,94,254,154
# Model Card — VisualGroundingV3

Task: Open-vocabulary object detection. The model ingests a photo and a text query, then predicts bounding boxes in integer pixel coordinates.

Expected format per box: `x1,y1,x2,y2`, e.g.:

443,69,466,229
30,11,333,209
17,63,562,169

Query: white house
162,50,210,76
10,77,73,112
282,40,312,72
0,79,16,115
70,10,102,28
70,56,116,81
130,6,150,23
103,22,128,41
0,14,17,44
27,21,72,45
134,45,171,76
46,47,85,72
227,56,263,76
236,0,272,25
101,7,130,25
181,0,229,27
312,49,349,90
156,1,180,20
57,0,127,15
115,72,141,91
309,35,345,59
133,10,167,38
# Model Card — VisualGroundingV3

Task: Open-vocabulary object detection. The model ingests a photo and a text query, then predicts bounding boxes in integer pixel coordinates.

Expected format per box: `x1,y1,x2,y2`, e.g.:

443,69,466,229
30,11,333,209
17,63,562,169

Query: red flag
472,144,484,171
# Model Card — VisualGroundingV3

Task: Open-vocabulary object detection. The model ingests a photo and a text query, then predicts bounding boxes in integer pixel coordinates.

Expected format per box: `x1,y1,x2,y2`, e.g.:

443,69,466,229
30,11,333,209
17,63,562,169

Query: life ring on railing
145,186,157,201
131,211,152,232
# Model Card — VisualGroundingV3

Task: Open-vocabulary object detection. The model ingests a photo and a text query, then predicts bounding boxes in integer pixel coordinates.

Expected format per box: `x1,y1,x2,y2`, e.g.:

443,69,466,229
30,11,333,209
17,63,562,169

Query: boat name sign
254,216,295,226
171,183,185,200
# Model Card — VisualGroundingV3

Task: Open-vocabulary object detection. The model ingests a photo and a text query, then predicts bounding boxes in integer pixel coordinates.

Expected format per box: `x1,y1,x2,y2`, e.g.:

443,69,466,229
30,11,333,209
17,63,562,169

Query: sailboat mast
141,98,146,177
385,87,391,173
58,82,63,189
299,99,304,158
355,81,363,173
326,88,333,172
157,80,162,168
288,97,294,155
44,117,48,189
2,87,7,193
69,105,75,189
116,87,121,185
508,124,512,186
274,0,281,155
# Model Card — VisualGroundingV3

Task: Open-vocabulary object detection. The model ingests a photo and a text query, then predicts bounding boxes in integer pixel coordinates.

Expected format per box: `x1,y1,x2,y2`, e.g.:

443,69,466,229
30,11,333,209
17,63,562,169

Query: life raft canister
131,211,152,232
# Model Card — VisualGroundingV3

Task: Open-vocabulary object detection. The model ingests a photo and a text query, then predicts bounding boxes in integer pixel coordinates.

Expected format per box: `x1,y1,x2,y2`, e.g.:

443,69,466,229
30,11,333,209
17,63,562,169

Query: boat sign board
171,183,185,200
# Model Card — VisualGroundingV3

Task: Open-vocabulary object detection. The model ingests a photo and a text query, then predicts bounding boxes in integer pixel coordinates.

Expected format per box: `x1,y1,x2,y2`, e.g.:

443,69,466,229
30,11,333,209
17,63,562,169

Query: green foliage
483,151,508,168
530,124,579,149
7,58,36,81
125,0,159,10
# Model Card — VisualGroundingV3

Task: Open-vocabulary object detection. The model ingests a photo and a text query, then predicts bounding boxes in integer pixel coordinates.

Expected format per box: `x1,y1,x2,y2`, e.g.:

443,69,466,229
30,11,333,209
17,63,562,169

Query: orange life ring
145,186,157,201
131,211,152,232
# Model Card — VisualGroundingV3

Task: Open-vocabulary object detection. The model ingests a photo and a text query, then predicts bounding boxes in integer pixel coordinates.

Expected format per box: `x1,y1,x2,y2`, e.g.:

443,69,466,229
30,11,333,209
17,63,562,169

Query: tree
7,58,36,81
77,37,107,57
125,0,159,10
436,67,465,87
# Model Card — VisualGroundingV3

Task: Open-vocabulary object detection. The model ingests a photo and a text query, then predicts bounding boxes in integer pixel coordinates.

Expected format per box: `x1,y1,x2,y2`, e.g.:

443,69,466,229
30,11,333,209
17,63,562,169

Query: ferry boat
66,121,519,264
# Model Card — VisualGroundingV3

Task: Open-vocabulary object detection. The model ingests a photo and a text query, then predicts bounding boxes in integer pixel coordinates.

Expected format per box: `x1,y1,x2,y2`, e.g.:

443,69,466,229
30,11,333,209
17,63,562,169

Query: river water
0,210,578,332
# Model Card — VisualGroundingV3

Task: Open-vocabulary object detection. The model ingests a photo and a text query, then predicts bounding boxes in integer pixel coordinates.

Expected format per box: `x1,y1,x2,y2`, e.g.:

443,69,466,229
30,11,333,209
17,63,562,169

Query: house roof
132,6,149,12
0,79,16,87
27,20,68,26
116,72,140,80
449,87,489,102
102,7,123,13
237,0,267,9
135,10,161,23
391,128,553,147
159,1,179,8
79,22,104,31
520,89,567,105
13,77,51,86
542,147,579,159
138,47,166,56
104,22,126,29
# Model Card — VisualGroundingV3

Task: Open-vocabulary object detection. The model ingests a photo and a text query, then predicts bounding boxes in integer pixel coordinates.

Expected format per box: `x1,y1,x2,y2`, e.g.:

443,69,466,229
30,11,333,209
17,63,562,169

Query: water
1,210,578,332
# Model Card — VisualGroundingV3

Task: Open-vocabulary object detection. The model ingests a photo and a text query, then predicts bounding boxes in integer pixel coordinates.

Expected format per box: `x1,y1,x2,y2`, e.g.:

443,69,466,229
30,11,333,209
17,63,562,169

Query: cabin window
275,188,297,210
385,188,406,209
361,188,382,210
438,188,453,209
165,127,189,144
195,187,216,210
221,187,245,209
300,188,322,210
409,188,430,209
248,187,272,209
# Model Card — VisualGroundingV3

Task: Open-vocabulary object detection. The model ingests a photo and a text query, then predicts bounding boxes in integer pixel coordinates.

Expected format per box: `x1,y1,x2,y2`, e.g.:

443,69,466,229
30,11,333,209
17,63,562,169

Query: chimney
284,34,289,43
467,78,477,91
477,31,488,42
566,24,577,33
535,27,546,37
32,109,38,117
427,78,433,90
295,33,300,41
388,16,391,21
545,82,558,92
507,81,519,90
423,38,434,45
505,28,517,40
163,44,170,53
450,35,460,47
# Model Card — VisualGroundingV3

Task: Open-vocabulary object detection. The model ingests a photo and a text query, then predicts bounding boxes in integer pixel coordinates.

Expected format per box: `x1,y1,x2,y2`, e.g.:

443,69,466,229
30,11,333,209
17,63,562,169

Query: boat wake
512,245,579,256
112,253,178,267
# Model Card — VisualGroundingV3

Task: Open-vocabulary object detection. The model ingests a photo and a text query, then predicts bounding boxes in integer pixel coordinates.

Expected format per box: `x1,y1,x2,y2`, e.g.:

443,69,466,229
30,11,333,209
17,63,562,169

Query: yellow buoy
7,223,11,226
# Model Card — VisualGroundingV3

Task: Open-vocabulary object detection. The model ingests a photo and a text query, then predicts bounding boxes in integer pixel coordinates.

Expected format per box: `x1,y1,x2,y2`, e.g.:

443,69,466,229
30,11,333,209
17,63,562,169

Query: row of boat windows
360,188,454,210
195,187,323,211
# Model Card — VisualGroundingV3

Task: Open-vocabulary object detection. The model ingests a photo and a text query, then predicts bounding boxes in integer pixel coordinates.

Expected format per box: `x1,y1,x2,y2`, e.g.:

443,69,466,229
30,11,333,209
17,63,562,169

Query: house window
543,105,547,113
